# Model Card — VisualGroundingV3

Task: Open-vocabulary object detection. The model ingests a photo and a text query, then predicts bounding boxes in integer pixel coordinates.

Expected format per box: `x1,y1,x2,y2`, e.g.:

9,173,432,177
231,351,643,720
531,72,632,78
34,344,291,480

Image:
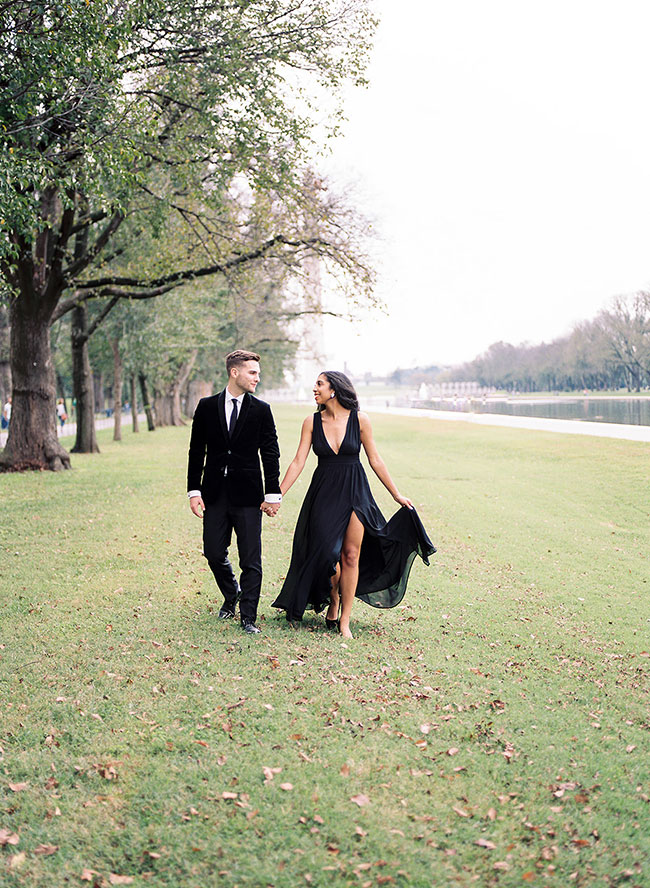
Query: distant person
56,398,67,428
1,397,11,430
272,371,435,639
187,350,281,635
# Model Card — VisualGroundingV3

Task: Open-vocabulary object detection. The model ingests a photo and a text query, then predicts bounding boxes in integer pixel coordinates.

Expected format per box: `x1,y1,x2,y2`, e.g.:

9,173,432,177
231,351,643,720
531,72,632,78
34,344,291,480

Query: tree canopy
0,0,376,470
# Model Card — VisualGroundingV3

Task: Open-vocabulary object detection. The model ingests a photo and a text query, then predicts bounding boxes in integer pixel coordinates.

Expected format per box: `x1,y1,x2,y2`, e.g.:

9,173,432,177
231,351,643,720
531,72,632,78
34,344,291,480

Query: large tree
0,0,375,470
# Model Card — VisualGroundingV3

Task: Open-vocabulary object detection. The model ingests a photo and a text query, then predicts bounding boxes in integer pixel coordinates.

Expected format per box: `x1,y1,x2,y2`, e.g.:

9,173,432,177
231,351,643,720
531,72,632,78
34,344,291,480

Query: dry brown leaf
351,794,370,807
109,875,134,885
8,782,28,792
476,838,496,850
355,825,368,837
340,764,350,777
486,807,497,821
452,806,470,818
34,843,59,856
81,869,99,882
314,815,325,824
262,766,282,784
446,747,459,756
522,873,536,882
8,852,26,870
279,783,293,791
0,828,19,846
222,791,238,799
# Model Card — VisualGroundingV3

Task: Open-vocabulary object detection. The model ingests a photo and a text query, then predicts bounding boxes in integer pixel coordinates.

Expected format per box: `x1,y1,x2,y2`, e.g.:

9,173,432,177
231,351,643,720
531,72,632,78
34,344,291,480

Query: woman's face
313,374,334,405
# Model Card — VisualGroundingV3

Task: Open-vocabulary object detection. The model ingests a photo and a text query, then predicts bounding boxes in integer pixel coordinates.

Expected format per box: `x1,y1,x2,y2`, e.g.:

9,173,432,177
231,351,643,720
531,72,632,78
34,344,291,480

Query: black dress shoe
325,618,339,631
241,621,261,635
218,608,236,620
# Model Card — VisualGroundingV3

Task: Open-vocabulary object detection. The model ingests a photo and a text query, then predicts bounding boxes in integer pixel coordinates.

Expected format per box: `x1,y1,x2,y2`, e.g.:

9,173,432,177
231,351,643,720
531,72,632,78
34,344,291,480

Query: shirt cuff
264,493,282,503
188,490,202,498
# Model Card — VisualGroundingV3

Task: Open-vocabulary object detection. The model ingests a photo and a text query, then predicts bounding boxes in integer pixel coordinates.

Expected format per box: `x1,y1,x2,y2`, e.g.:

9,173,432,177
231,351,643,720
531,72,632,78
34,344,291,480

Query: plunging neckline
320,409,353,456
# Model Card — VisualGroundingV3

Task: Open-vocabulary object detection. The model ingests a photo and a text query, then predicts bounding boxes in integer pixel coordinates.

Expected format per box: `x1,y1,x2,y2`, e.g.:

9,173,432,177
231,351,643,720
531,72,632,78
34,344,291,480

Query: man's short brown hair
226,350,261,374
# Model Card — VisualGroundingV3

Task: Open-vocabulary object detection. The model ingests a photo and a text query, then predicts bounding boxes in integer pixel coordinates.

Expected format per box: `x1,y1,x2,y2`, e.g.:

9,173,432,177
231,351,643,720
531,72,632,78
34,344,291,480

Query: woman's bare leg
338,511,364,639
326,564,341,622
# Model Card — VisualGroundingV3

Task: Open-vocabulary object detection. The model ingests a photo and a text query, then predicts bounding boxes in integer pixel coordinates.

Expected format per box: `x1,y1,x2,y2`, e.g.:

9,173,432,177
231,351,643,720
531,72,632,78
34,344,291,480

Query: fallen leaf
522,872,536,882
8,782,28,792
351,794,370,807
446,747,459,756
81,870,99,882
476,838,496,849
452,806,470,818
626,745,636,753
0,829,19,846
8,852,26,870
109,875,134,885
314,815,325,824
486,807,497,821
222,791,238,799
34,843,59,856
263,766,282,784
355,825,368,837
279,783,293,791
340,764,350,777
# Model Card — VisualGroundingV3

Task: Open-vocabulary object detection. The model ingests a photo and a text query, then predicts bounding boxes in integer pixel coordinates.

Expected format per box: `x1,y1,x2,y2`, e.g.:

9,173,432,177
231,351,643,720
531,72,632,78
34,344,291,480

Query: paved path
367,405,650,442
3,408,649,448
0,414,141,448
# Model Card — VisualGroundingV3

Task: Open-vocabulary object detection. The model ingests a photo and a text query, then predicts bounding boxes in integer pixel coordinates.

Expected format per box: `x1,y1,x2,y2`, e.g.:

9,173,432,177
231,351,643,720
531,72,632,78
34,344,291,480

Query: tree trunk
110,337,123,441
130,375,139,433
153,351,198,427
0,301,11,409
70,302,100,454
139,373,155,431
186,379,213,419
0,295,71,471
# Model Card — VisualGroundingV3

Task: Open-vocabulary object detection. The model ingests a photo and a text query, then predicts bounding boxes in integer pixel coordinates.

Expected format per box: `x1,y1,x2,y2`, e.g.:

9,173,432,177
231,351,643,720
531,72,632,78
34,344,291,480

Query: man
187,350,281,634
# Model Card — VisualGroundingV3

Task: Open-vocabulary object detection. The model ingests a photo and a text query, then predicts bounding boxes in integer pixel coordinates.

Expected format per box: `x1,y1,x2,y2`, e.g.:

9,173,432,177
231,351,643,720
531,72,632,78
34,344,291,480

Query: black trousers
202,489,263,623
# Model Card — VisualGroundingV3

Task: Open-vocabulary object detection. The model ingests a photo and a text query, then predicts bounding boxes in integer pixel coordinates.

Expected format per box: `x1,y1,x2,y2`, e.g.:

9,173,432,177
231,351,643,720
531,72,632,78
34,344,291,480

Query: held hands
189,495,205,517
394,493,414,510
261,501,281,518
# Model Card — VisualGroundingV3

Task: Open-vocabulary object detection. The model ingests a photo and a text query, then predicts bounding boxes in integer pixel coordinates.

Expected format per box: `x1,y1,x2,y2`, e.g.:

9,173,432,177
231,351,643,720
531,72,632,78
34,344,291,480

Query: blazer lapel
217,390,228,440
230,392,250,445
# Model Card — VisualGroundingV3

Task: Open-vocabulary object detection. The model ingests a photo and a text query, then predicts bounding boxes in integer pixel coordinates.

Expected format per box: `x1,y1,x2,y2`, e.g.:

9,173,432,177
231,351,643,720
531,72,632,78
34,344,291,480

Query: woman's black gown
272,409,436,621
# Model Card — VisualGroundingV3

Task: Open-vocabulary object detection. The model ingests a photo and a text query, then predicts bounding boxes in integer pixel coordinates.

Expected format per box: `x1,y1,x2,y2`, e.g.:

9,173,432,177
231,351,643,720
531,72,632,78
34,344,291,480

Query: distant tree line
448,292,650,393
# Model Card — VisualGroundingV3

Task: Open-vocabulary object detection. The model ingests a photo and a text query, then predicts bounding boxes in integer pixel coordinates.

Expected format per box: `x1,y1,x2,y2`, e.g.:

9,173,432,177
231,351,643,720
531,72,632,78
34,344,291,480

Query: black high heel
325,617,339,630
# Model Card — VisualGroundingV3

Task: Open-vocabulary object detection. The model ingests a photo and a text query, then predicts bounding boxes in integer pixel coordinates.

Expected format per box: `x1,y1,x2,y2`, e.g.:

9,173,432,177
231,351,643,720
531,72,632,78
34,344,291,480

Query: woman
272,371,435,638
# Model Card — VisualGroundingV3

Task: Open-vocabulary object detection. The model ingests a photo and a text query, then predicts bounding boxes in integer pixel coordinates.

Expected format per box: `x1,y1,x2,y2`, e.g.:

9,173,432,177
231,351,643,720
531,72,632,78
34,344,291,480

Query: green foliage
0,411,648,885
1,0,376,261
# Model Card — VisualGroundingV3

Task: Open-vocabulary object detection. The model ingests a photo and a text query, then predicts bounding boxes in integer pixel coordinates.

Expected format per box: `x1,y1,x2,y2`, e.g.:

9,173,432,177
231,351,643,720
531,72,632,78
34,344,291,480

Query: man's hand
190,495,205,517
260,501,280,517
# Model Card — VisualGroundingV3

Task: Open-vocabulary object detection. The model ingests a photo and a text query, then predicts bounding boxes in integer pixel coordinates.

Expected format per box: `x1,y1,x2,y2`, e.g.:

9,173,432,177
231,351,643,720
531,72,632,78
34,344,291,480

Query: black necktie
229,398,238,437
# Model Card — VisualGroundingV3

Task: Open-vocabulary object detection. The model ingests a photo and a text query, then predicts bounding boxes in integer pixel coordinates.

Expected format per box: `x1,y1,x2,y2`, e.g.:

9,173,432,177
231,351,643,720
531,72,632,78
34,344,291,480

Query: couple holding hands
187,350,435,639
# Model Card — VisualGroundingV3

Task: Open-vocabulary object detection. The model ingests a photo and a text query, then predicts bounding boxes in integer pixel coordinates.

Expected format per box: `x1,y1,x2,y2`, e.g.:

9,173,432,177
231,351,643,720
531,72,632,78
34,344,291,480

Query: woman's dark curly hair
318,370,359,411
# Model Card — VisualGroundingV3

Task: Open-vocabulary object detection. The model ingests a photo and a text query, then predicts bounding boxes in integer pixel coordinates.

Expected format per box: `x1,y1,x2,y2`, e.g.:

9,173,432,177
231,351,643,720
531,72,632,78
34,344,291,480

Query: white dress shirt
188,391,281,503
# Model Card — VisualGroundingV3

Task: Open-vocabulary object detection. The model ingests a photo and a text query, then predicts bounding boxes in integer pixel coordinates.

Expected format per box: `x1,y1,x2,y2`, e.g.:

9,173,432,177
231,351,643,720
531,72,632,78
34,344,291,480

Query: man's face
230,360,260,395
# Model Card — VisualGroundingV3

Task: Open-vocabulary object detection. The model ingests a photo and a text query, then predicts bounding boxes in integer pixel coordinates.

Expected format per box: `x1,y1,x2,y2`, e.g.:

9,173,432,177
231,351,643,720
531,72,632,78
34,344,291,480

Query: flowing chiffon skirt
272,410,435,621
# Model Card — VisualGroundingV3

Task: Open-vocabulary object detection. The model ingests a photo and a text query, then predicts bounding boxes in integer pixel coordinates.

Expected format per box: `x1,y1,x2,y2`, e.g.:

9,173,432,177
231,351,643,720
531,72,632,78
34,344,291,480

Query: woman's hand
394,493,414,510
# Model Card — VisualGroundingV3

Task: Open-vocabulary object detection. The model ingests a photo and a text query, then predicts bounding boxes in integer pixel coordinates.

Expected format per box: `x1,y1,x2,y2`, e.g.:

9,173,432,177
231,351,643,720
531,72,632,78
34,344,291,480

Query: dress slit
272,410,435,621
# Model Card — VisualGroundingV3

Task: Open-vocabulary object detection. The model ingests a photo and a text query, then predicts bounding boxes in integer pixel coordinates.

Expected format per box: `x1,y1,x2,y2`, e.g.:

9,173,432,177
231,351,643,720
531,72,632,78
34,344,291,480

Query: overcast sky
318,0,650,374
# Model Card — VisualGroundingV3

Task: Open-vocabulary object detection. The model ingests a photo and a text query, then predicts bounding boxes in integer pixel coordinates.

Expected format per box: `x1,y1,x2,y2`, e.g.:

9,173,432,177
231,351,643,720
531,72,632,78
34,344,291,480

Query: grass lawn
0,406,648,888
